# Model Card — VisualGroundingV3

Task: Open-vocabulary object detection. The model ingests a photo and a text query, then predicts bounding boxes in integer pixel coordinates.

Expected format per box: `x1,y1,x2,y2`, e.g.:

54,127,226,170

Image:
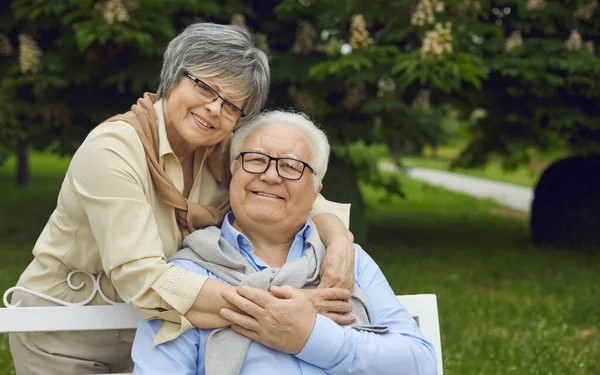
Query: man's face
230,123,321,232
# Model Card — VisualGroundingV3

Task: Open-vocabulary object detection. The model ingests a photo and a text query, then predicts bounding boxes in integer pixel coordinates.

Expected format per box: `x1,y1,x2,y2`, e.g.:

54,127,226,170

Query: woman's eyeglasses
183,71,246,121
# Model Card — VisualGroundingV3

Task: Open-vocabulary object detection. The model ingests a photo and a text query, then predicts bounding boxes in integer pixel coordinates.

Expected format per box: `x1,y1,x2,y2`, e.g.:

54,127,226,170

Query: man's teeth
192,113,213,128
256,192,279,199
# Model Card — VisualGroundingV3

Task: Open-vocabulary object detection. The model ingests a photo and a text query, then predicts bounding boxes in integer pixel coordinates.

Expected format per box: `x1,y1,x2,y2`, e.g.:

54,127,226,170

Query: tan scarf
106,92,231,237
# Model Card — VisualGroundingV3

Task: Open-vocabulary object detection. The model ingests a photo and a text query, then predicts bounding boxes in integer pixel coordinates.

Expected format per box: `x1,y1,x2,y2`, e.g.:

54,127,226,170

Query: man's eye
247,157,268,164
281,161,302,172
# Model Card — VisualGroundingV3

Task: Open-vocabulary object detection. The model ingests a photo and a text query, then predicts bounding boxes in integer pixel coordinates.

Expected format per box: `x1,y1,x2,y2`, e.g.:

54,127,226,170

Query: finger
222,290,263,317
269,285,295,300
322,313,356,325
318,300,352,313
231,324,262,342
219,308,260,332
319,287,352,301
237,285,276,307
319,272,354,291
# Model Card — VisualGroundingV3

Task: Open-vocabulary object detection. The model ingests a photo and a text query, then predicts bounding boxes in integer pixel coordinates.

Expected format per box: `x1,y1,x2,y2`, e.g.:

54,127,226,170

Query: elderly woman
8,23,353,374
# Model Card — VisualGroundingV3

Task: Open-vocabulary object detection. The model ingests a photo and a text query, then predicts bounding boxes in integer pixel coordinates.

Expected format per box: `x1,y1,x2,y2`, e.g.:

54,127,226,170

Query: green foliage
393,51,487,92
0,0,233,157
335,141,404,199
2,0,600,199
449,0,600,168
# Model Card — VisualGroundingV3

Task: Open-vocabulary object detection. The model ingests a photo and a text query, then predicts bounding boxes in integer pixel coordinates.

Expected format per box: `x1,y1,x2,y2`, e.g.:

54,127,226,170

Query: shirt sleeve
310,194,351,230
67,122,207,320
131,259,212,374
295,244,438,375
132,316,199,375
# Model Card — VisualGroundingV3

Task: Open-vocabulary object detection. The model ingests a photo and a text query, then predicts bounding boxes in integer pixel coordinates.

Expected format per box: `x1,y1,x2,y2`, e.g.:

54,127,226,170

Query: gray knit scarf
172,224,387,375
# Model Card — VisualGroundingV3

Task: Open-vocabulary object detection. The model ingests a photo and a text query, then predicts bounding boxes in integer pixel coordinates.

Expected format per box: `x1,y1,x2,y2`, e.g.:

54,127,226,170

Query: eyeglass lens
193,81,243,119
242,152,306,180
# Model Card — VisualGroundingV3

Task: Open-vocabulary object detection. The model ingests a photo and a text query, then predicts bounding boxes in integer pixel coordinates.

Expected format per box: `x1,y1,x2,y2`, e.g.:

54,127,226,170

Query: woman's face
164,72,246,151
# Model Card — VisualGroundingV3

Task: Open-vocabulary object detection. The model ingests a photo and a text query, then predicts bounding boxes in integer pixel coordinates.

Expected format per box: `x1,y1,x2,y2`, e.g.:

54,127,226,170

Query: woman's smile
191,112,215,131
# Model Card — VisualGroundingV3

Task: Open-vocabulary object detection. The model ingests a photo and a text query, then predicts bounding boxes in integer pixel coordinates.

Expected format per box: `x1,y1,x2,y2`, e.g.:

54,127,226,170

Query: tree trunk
431,144,438,158
321,154,368,242
16,137,30,186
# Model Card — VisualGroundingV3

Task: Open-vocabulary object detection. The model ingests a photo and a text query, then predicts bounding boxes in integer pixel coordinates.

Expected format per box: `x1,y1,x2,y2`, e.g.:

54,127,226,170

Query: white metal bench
0,293,443,375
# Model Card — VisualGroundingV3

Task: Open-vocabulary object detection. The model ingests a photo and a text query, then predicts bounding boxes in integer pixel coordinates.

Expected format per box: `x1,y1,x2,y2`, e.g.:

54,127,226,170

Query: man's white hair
230,110,330,191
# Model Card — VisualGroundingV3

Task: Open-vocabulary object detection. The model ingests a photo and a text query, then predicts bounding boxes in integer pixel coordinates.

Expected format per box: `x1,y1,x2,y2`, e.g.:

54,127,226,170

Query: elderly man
132,111,438,375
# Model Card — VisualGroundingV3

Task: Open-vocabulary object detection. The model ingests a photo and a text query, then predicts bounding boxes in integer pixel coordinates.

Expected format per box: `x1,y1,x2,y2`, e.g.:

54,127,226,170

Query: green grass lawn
1,153,599,374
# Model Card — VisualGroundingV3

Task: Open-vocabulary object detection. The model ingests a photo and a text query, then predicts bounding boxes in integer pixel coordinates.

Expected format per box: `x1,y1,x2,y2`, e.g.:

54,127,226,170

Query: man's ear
313,184,323,201
231,158,242,173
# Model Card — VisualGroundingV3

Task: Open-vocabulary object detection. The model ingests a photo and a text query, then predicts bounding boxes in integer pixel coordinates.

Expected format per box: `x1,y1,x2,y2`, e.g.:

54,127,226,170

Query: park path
380,161,534,212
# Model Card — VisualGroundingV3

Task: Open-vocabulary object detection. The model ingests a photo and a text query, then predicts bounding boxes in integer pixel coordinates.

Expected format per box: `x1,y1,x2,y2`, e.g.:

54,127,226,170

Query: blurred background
1,0,599,373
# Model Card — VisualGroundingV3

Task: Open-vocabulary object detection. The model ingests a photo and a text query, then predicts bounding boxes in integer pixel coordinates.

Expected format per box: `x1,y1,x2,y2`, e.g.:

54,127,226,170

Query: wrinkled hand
185,279,239,329
300,288,356,325
319,230,355,290
220,285,316,354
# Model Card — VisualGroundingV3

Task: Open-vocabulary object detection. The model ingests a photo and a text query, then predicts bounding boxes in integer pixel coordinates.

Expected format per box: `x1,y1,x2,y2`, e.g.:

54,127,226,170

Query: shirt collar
221,211,314,265
154,99,175,159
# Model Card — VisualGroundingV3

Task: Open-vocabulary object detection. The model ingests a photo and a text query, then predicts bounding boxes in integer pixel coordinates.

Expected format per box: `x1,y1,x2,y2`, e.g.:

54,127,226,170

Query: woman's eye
198,83,212,93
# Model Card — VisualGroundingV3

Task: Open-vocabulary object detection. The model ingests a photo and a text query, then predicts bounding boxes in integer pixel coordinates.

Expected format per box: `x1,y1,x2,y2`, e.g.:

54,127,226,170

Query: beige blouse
17,100,350,342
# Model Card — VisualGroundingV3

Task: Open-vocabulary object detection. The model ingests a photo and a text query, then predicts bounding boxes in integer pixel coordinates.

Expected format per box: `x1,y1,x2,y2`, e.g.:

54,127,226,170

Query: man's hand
319,230,355,290
300,288,356,325
220,285,317,354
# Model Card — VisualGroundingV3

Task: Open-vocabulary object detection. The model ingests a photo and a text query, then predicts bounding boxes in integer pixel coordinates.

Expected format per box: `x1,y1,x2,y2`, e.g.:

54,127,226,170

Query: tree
3,0,599,241
448,1,600,171
0,0,246,184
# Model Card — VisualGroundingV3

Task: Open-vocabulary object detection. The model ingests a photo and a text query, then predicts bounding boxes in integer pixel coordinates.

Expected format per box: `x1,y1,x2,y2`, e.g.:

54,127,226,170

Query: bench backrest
0,294,443,374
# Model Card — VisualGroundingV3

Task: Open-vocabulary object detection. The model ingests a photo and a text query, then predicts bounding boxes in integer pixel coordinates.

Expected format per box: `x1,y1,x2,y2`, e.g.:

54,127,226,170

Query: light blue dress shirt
132,212,437,375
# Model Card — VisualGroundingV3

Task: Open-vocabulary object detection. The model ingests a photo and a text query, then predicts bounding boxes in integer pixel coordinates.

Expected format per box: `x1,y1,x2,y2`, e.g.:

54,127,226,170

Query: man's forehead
243,126,312,157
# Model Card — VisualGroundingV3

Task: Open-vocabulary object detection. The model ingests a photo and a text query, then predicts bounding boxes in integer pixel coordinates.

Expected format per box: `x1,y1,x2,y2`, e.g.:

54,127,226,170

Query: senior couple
131,110,438,374
9,21,436,375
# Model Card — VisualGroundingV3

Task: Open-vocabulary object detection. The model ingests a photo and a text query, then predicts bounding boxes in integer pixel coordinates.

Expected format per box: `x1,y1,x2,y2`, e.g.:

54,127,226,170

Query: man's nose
260,160,282,182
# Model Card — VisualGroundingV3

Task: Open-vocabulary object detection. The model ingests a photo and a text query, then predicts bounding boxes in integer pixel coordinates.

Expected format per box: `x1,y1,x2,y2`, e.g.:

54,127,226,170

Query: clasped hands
220,284,354,354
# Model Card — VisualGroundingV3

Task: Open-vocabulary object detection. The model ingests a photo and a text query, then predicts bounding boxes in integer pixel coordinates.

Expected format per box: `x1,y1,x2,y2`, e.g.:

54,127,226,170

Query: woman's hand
300,287,356,325
184,278,240,329
319,230,355,291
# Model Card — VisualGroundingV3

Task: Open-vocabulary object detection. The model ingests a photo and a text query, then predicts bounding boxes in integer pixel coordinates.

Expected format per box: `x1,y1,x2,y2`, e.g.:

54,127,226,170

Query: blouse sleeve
67,122,205,335
310,194,351,230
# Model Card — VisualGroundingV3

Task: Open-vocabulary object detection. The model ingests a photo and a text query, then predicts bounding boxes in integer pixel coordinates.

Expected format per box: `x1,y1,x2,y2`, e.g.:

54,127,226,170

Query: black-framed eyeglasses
183,71,246,120
236,152,316,181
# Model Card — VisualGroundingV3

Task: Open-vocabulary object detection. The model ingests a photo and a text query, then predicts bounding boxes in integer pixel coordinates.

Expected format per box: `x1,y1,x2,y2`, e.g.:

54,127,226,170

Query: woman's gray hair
230,111,330,191
157,23,270,120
